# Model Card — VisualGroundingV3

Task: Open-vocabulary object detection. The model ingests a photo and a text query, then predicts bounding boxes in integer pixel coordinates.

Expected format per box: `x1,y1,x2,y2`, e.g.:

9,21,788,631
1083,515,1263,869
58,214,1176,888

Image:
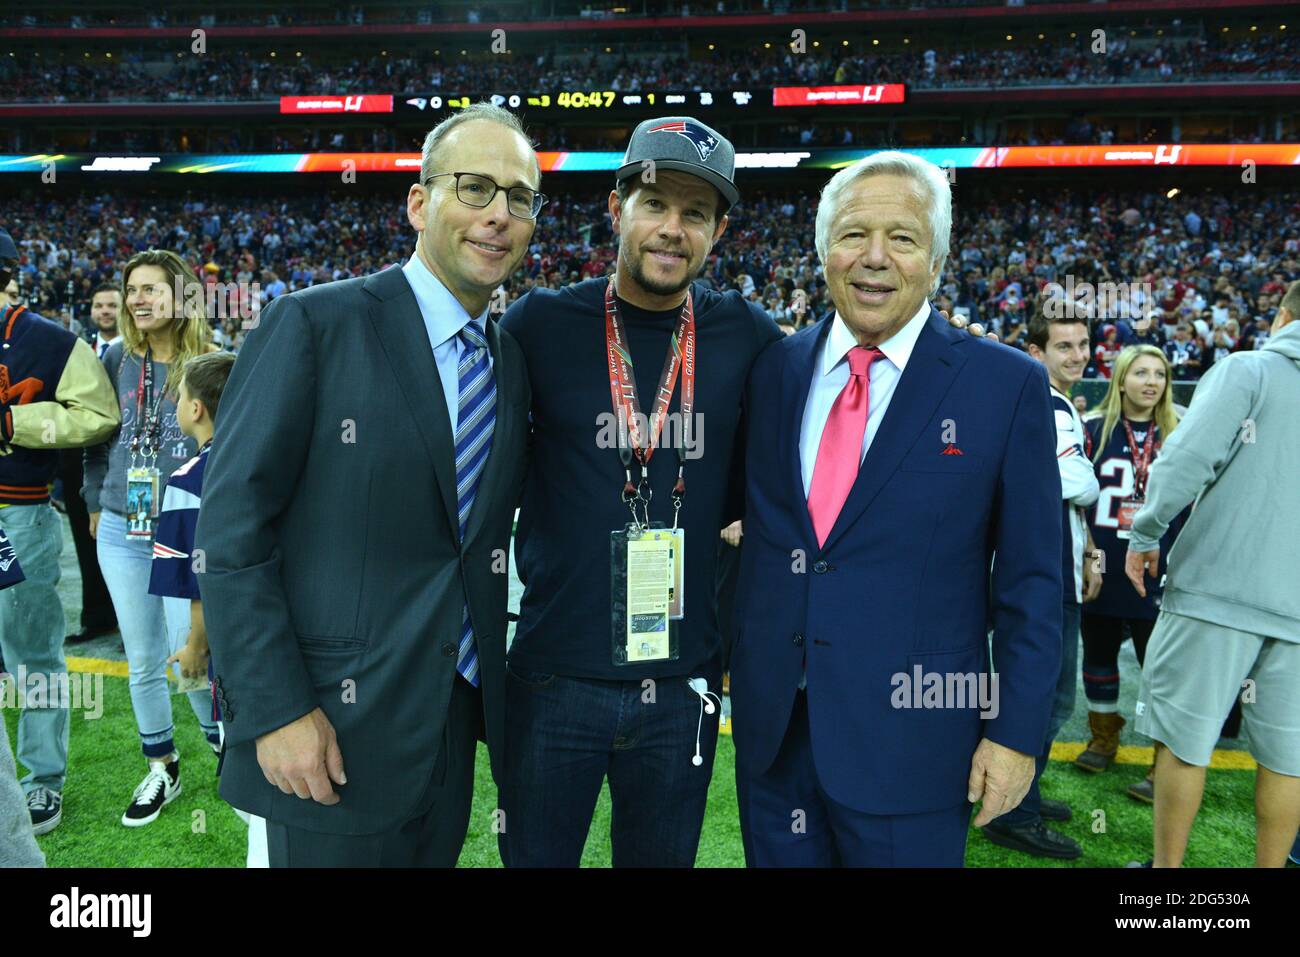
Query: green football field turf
5,513,1262,867
6,672,1259,868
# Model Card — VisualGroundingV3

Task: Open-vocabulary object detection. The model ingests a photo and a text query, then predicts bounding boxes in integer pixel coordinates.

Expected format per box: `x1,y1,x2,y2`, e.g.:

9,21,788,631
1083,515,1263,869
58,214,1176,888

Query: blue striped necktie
453,322,496,687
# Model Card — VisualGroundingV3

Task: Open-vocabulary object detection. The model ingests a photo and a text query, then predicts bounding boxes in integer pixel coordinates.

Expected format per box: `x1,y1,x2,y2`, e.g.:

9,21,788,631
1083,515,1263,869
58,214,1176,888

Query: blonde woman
82,249,220,828
1076,345,1180,797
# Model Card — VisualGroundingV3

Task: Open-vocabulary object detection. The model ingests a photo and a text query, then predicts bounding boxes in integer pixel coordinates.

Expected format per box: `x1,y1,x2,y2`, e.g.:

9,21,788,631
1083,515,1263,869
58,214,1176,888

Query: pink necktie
807,345,884,547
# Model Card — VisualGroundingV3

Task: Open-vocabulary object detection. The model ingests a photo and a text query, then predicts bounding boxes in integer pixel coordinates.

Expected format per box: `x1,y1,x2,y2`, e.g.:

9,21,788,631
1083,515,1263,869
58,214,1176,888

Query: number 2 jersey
1083,415,1184,620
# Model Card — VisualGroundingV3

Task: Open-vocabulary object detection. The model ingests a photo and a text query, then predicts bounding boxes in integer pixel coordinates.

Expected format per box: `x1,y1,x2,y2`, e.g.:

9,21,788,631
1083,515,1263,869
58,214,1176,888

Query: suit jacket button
792,633,805,647
441,642,457,657
813,560,829,574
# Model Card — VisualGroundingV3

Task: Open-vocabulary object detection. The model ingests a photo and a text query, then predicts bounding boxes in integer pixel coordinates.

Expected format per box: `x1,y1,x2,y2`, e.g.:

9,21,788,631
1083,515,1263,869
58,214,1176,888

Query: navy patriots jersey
1083,415,1182,620
147,443,209,601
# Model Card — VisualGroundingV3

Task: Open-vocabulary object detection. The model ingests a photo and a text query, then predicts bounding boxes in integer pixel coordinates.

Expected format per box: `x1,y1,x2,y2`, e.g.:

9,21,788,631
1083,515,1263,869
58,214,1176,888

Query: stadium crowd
3,185,1295,378
3,31,1293,104
0,0,1233,30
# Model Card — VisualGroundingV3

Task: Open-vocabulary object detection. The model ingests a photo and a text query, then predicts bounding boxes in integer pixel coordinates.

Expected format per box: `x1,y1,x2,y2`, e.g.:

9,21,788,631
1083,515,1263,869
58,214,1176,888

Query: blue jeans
0,504,68,793
96,508,218,757
502,664,720,867
1001,601,1081,827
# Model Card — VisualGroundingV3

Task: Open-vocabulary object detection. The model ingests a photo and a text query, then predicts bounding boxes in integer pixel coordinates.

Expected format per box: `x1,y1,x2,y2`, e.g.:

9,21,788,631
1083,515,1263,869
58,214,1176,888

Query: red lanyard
604,279,695,520
1122,418,1158,499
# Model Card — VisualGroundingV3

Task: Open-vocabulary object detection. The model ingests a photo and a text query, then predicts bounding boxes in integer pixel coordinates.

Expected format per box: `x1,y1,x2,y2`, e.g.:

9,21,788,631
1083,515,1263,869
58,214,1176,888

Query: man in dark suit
196,104,540,866
62,282,121,645
731,153,1063,866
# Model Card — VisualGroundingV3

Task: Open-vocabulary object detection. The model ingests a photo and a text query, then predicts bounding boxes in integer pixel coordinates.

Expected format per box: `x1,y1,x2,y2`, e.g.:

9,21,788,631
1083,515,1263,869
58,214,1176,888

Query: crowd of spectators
2,183,1294,378
3,30,1292,104
0,1,1187,31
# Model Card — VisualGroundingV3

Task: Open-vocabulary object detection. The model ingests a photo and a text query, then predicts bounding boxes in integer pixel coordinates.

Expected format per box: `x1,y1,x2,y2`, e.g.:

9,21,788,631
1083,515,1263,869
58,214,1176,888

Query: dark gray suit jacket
196,264,528,835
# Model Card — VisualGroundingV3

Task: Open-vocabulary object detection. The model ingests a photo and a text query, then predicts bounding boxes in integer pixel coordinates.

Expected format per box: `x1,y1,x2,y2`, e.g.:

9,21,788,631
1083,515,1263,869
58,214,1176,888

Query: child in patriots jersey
148,352,235,693
1077,345,1182,800
147,351,267,864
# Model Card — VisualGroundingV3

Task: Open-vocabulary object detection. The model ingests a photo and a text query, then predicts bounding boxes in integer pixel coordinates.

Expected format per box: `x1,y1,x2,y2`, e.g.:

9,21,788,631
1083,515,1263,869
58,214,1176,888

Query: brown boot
1074,711,1125,773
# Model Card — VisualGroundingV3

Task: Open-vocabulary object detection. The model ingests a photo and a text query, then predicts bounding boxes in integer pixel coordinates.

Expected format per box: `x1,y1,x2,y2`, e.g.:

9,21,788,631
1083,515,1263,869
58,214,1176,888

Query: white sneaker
121,754,182,827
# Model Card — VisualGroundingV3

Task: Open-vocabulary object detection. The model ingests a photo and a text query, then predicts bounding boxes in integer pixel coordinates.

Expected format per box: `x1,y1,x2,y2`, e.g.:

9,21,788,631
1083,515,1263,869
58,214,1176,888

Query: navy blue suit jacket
731,307,1063,815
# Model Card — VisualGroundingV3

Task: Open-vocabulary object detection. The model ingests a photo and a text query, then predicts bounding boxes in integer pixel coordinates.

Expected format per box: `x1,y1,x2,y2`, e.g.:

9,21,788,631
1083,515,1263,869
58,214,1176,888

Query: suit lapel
782,314,833,551
363,267,461,543
819,308,968,554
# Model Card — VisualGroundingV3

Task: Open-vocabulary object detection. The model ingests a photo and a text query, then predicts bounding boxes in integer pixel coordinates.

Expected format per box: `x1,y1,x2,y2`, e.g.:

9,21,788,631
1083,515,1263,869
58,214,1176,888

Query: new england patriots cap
616,116,739,212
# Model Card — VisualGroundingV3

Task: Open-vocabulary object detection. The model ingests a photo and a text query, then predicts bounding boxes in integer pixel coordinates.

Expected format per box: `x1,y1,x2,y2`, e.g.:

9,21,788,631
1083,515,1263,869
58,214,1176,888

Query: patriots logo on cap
647,121,719,162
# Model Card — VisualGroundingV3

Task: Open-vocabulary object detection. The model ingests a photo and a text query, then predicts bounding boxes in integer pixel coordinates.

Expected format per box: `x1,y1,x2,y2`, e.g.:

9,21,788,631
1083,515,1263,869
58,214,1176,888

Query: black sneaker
1125,859,1153,868
122,756,182,827
1040,798,1072,822
27,786,62,835
982,818,1083,860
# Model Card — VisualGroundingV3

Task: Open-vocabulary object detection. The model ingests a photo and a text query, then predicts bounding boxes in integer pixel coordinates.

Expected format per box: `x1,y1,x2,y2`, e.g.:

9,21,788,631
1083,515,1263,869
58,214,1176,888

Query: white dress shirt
402,253,492,432
95,332,121,359
798,300,931,497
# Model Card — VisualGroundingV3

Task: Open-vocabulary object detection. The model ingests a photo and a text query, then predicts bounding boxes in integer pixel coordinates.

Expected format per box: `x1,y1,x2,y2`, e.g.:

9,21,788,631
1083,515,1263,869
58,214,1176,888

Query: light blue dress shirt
798,300,931,497
401,252,493,432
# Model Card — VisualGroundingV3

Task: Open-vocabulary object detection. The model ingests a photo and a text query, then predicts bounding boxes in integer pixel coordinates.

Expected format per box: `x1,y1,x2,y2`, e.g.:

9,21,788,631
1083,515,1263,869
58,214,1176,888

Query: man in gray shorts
1125,280,1300,868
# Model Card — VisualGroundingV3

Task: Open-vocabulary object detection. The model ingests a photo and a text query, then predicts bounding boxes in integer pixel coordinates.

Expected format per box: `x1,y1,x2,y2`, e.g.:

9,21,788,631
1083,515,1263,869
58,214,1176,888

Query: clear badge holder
611,521,681,667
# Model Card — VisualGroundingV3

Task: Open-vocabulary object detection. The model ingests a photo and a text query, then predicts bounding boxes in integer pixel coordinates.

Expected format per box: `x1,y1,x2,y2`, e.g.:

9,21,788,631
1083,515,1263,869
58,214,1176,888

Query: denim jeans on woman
95,508,218,757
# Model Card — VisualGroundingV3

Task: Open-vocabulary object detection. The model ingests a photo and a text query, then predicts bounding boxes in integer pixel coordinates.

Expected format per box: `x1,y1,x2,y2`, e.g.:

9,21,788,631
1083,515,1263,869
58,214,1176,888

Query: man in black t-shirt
500,117,776,867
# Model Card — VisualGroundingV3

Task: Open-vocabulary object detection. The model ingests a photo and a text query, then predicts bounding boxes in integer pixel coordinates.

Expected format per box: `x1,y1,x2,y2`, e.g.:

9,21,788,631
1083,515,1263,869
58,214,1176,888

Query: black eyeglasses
424,171,548,221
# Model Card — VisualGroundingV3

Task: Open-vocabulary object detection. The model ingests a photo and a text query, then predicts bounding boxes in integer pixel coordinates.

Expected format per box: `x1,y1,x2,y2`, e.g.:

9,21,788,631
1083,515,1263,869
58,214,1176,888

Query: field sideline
3,516,1260,867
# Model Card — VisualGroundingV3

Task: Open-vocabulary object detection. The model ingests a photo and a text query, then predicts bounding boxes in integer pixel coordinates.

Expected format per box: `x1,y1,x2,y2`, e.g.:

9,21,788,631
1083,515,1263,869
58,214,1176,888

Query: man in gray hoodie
1125,280,1300,868
1,708,45,866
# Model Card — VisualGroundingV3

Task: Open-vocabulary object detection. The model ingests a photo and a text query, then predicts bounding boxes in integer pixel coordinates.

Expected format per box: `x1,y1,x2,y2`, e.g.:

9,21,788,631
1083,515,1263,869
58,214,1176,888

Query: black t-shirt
501,277,782,681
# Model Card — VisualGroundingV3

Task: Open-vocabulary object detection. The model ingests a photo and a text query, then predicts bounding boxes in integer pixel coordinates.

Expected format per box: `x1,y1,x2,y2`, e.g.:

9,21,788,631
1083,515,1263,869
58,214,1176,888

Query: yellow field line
59,658,1256,770
66,656,129,678
1050,741,1257,771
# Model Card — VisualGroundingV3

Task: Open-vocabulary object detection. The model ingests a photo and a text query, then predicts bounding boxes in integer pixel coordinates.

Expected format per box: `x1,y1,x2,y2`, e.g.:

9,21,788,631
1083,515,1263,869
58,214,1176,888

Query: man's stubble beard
620,243,702,300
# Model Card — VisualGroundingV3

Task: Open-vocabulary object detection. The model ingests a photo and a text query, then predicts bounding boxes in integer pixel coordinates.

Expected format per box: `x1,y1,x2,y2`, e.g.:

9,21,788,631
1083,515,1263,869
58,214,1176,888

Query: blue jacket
731,307,1064,815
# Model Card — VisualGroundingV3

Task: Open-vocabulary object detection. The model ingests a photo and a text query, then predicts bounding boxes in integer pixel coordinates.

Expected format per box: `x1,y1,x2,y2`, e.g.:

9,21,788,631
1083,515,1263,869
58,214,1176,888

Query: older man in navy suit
731,153,1064,866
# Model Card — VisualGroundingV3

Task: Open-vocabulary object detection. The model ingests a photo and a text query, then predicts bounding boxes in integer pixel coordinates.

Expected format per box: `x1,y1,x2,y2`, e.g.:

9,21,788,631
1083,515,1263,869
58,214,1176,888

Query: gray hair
813,151,952,297
419,102,539,186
